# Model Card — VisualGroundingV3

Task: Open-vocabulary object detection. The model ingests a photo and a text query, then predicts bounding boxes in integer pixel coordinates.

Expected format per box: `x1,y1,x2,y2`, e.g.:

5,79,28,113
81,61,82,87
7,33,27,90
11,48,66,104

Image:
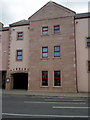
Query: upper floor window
88,61,90,72
16,50,23,61
54,46,60,57
54,25,60,34
86,37,90,47
42,71,48,86
42,26,48,35
54,71,61,86
42,47,48,58
17,32,23,40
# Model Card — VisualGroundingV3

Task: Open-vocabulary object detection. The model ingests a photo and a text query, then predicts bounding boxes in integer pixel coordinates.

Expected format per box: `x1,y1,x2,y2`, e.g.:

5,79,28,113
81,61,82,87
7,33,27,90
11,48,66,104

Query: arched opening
12,73,28,90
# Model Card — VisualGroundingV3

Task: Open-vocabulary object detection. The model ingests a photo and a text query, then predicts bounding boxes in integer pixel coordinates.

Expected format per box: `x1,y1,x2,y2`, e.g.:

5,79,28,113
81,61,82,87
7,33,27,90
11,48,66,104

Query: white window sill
53,86,62,88
40,86,49,88
40,57,50,60
52,57,61,59
41,34,49,37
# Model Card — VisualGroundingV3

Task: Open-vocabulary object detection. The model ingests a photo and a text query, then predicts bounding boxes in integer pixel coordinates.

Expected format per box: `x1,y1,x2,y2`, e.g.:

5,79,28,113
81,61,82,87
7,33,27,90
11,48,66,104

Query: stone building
28,1,77,92
0,1,89,92
0,24,9,89
6,20,30,90
75,13,90,92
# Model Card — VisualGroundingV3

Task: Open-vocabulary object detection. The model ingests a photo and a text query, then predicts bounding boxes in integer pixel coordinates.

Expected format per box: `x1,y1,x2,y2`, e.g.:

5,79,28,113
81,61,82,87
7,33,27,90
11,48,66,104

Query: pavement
1,89,89,98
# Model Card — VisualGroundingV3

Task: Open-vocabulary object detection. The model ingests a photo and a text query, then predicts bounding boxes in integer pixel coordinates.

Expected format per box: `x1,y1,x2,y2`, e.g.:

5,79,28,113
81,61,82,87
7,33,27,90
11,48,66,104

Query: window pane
87,38,90,42
17,51,22,55
17,50,22,61
17,32,23,40
18,33,23,35
54,30,60,33
54,25,60,33
88,61,90,71
42,53,48,58
87,42,90,47
42,27,48,30
86,38,90,47
54,79,61,86
54,71,61,86
54,52,60,57
42,71,48,86
54,46,60,57
54,26,59,30
42,31,48,34
18,37,23,39
42,71,48,78
17,56,22,60
54,46,60,51
54,71,60,77
42,26,48,34
42,47,48,58
42,47,48,52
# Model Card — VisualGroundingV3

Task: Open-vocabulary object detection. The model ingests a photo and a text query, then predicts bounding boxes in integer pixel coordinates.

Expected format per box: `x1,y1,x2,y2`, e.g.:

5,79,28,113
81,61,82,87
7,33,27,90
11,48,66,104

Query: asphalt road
2,94,89,119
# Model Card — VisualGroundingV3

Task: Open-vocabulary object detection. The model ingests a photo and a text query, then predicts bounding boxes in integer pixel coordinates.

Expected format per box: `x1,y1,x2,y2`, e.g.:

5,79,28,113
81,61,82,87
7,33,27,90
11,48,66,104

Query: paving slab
2,89,89,98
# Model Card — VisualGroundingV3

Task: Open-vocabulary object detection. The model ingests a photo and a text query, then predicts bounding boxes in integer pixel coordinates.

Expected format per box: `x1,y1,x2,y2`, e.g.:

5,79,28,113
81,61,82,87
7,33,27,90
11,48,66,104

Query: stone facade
75,14,90,92
28,2,76,92
5,20,30,89
0,1,89,92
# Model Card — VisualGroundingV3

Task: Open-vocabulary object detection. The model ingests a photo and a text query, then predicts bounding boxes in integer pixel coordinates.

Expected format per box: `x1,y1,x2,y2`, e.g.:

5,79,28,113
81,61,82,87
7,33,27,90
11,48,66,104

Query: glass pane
54,30,60,33
42,53,48,58
42,71,48,78
54,71,60,77
18,32,23,39
42,80,48,86
54,25,60,33
18,51,22,55
87,38,90,42
54,71,61,86
42,27,48,30
54,52,60,57
87,42,90,46
54,79,60,86
18,33,22,35
18,37,23,39
54,26,60,30
18,32,23,36
42,31,48,34
42,47,48,52
88,61,90,71
42,71,48,86
17,56,22,60
54,46,60,51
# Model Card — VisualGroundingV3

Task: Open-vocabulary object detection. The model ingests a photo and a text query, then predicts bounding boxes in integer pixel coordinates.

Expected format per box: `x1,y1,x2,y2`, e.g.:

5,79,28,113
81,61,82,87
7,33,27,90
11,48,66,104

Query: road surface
2,94,89,119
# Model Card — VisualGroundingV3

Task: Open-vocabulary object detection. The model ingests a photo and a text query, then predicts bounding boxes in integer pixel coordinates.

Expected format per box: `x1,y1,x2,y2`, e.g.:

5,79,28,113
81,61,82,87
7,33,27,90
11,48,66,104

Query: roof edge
9,20,29,27
75,12,90,19
28,1,76,20
0,27,9,31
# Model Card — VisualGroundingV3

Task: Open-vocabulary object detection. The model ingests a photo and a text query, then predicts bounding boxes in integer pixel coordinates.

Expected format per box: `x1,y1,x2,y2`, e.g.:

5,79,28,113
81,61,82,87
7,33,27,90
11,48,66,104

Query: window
42,26,48,35
88,61,90,72
42,71,48,86
17,32,23,40
54,46,60,57
42,47,48,58
86,37,90,47
54,25,60,34
54,71,61,86
16,50,23,61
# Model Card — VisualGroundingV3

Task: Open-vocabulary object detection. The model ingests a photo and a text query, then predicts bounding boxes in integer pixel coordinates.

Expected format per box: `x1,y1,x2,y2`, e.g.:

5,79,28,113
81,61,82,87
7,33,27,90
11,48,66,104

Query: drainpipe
74,17,79,93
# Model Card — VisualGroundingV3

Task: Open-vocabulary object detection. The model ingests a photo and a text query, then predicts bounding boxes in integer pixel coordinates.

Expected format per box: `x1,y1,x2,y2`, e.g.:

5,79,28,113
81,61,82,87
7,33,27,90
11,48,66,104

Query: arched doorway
12,73,28,90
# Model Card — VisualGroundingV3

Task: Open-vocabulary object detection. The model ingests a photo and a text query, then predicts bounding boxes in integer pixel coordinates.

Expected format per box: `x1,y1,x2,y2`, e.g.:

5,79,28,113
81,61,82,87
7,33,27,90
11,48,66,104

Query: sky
0,0,90,27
